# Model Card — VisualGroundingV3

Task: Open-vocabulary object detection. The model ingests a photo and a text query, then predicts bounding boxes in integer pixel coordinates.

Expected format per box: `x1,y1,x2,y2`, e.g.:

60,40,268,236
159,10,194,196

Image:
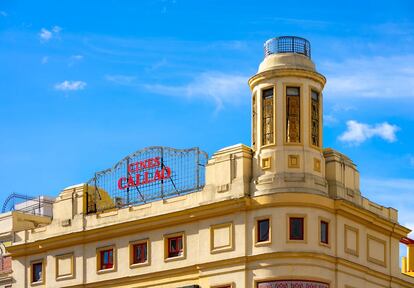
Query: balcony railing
264,36,311,59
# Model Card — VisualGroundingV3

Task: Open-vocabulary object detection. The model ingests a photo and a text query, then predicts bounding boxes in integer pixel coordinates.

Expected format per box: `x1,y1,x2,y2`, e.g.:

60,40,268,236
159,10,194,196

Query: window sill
164,255,185,263
97,267,116,274
255,240,272,247
130,261,150,269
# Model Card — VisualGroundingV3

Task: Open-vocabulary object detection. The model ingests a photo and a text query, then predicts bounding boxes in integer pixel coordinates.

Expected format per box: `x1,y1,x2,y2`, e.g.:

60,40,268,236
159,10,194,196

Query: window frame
287,214,307,243
164,232,186,262
261,86,275,147
319,217,330,247
30,259,45,285
96,245,116,274
283,83,303,145
255,216,271,246
129,239,150,268
309,87,322,149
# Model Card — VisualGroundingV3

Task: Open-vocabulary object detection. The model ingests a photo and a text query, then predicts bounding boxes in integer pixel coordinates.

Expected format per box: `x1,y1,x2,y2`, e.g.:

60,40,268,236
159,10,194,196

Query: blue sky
0,1,414,233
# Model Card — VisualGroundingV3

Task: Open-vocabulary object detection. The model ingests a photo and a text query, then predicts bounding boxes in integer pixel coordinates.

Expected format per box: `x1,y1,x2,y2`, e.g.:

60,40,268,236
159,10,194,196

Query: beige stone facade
5,36,414,287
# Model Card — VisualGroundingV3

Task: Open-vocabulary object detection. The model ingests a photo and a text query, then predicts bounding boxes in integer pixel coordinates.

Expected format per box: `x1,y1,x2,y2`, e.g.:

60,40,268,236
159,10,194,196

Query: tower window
252,93,257,149
257,219,270,242
311,90,320,147
262,88,274,145
289,217,304,240
320,220,329,244
286,87,300,143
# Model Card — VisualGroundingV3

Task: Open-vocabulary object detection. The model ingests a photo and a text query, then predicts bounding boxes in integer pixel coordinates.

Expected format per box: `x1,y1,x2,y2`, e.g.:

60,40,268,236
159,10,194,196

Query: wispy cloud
105,74,137,85
143,72,249,110
54,80,86,91
41,56,49,64
39,26,62,42
68,55,84,66
0,11,7,17
338,120,399,145
322,55,414,99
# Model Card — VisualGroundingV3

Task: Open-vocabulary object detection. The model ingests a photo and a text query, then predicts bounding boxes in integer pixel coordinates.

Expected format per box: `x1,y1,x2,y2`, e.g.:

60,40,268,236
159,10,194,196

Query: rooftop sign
86,146,208,214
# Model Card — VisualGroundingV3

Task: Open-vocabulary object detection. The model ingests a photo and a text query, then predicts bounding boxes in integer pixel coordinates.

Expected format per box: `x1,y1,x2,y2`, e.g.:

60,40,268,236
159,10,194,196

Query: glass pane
33,263,42,282
321,221,328,243
286,87,299,96
311,90,319,100
290,218,304,240
258,219,269,242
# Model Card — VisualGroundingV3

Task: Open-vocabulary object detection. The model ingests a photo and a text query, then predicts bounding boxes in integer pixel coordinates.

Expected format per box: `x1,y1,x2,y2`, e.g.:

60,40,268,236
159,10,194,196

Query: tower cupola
249,36,327,195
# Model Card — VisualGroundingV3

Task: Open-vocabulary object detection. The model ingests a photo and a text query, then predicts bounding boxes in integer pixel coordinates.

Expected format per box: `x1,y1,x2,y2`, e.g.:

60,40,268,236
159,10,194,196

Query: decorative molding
55,253,74,281
210,222,234,254
344,225,359,257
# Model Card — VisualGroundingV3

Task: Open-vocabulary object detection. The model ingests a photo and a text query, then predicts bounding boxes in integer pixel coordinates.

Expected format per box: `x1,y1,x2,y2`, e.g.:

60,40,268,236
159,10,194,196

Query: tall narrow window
262,88,274,145
311,90,320,147
289,217,304,240
252,93,257,149
320,220,329,244
257,219,270,242
286,87,300,143
31,261,43,283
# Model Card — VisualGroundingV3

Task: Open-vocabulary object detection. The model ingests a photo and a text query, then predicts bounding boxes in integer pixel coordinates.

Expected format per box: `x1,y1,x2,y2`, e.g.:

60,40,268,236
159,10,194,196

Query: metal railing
264,36,311,59
86,146,208,214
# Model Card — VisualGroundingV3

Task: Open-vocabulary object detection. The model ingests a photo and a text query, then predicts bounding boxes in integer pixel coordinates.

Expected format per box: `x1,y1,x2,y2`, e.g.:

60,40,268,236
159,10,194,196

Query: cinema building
4,36,414,287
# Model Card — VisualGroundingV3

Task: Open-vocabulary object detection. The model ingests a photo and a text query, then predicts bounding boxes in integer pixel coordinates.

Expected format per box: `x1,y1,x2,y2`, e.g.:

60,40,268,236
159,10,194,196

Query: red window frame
289,217,304,240
321,220,329,244
99,248,114,270
257,219,270,242
168,236,183,258
132,242,147,264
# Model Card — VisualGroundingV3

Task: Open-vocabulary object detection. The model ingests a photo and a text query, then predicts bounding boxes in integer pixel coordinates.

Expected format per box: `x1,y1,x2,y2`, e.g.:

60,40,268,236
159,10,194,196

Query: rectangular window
320,220,329,244
286,86,300,143
168,236,183,258
132,242,148,264
99,248,114,270
289,217,304,240
311,90,320,147
257,219,270,242
262,88,274,145
31,261,43,283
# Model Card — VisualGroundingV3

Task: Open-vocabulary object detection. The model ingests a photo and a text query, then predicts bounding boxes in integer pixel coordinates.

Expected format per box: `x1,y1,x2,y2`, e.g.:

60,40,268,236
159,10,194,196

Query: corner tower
249,36,327,195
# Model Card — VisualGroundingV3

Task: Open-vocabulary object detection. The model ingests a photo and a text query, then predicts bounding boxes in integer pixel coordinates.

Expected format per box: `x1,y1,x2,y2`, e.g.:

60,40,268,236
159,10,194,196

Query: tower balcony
264,36,311,59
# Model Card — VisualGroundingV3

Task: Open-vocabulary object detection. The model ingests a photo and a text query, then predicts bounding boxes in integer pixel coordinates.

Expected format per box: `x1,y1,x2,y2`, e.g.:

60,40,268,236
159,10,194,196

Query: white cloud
39,28,52,41
71,55,83,60
144,72,249,110
39,26,62,42
321,55,414,99
54,81,86,91
41,56,49,64
338,120,399,145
